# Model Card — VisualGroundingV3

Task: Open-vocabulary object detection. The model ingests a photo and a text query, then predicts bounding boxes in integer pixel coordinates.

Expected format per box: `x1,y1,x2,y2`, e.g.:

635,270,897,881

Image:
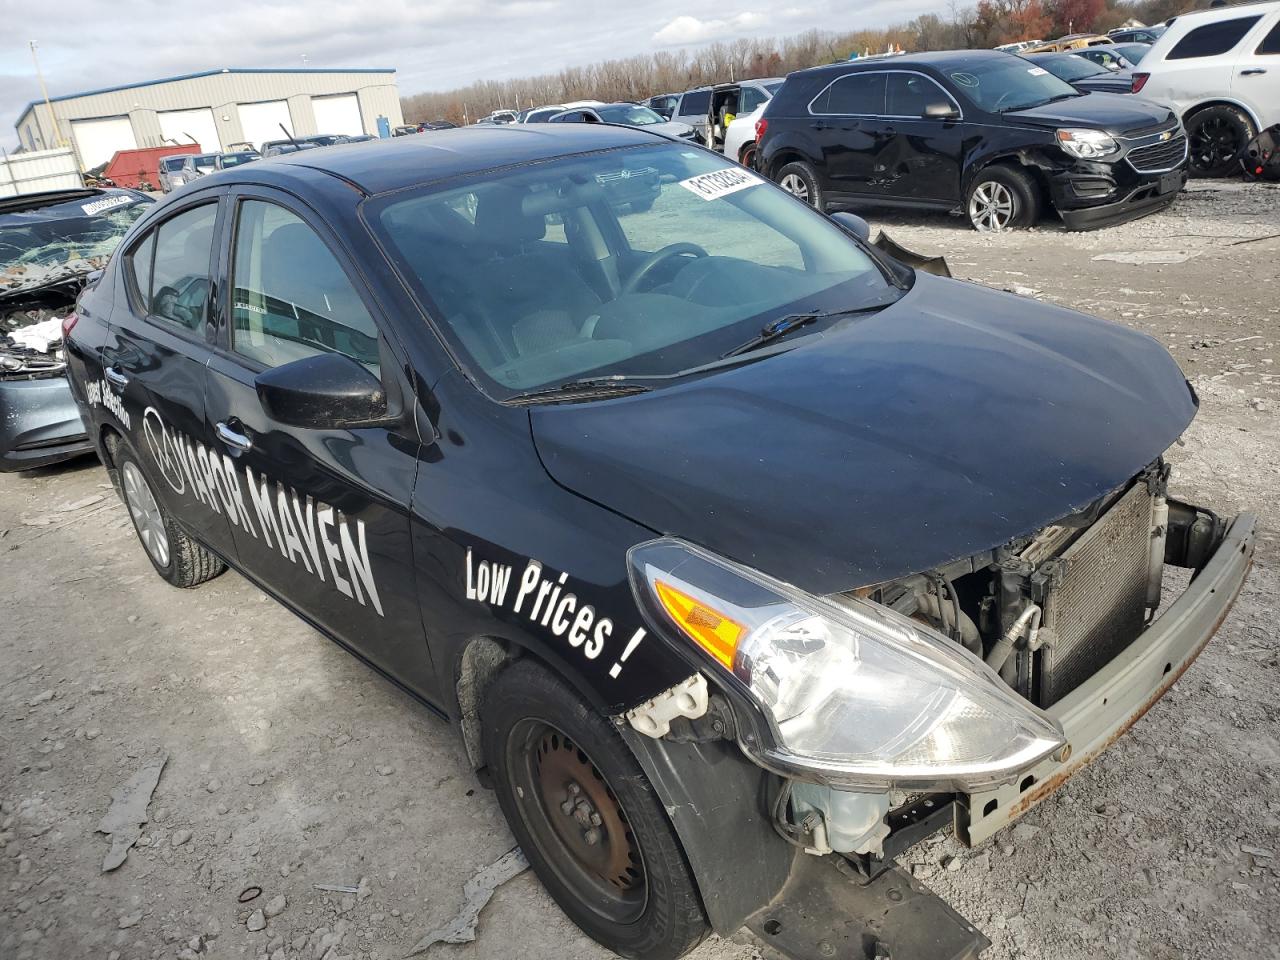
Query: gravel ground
2,180,1278,960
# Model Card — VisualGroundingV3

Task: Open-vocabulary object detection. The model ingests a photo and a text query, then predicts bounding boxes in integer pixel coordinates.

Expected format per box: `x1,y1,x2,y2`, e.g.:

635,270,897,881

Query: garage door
71,116,137,171
158,108,221,153
312,94,364,136
238,100,294,151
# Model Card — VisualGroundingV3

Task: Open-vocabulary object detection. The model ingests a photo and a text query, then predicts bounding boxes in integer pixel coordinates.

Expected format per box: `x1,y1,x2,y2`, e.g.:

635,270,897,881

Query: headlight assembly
628,538,1065,792
1056,127,1120,160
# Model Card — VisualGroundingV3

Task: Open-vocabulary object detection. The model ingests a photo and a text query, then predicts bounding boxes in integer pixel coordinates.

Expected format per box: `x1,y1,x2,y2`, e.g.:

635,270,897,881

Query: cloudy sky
2,0,938,150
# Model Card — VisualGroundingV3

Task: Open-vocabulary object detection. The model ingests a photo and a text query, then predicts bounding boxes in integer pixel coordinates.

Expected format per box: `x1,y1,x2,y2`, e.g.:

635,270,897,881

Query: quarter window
230,200,379,372
813,73,887,116
1258,20,1280,54
146,203,218,332
1167,16,1262,59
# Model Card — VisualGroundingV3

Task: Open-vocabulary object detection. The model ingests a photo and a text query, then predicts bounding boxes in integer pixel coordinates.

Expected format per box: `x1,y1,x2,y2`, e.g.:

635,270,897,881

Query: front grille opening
1128,133,1188,173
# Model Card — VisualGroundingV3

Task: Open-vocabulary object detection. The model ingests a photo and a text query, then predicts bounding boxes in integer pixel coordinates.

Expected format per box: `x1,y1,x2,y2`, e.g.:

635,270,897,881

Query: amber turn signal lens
654,580,744,668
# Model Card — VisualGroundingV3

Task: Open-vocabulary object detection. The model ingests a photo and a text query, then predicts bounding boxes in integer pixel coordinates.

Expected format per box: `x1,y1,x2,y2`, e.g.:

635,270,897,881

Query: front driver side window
230,200,380,372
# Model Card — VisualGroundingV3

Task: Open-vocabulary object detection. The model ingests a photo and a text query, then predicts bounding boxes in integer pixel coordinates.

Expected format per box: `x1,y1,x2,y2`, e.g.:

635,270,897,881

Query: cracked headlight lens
629,538,1065,791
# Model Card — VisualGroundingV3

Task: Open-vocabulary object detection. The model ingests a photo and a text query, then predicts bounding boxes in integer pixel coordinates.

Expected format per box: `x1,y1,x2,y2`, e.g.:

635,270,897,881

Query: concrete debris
405,847,529,956
314,882,361,894
97,755,167,871
264,894,287,918
245,908,266,932
1091,251,1200,265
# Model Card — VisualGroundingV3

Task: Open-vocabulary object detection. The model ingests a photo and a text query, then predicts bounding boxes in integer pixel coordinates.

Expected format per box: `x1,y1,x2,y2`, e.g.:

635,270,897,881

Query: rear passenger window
147,204,218,332
1167,16,1262,59
230,200,379,372
813,73,887,115
1258,20,1280,54
678,91,710,116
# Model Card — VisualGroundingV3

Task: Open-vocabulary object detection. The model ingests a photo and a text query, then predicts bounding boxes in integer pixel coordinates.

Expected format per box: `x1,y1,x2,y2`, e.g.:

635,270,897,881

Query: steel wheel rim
1190,117,1241,169
780,173,810,203
969,180,1015,231
508,719,646,923
122,461,170,568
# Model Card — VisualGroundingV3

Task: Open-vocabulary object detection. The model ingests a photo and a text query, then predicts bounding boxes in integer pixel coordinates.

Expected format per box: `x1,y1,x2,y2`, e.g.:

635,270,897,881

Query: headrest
474,185,545,246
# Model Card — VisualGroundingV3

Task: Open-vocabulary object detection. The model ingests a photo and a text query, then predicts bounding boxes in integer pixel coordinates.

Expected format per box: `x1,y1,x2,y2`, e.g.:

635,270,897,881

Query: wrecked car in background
1,187,152,471
64,128,1254,960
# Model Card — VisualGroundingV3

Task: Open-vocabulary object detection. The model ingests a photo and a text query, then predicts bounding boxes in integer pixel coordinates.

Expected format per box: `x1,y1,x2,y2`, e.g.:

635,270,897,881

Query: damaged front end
621,460,1253,960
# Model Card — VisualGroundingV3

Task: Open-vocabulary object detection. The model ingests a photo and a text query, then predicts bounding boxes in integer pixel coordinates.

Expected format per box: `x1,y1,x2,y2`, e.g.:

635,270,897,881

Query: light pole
28,41,66,149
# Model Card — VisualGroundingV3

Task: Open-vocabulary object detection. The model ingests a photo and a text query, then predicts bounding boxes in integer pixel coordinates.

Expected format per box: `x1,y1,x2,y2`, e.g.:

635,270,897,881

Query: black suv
758,50,1189,231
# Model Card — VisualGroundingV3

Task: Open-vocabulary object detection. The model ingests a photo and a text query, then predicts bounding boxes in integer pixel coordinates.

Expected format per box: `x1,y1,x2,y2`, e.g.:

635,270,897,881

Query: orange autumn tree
974,0,1055,45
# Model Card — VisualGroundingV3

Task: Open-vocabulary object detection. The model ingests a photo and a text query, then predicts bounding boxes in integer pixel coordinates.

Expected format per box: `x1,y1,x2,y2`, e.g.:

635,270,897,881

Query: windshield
194,155,218,171
0,195,149,275
161,157,187,171
951,58,1081,112
220,153,257,167
597,104,666,126
1040,54,1109,81
371,143,899,397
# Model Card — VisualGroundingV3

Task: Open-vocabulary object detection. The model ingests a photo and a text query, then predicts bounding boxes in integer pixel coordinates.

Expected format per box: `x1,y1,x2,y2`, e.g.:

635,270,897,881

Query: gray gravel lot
2,180,1278,960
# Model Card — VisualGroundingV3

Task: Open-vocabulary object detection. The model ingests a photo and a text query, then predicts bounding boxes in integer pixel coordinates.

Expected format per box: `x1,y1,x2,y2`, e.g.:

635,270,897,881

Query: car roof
1167,0,1278,26
797,49,1015,77
238,123,668,195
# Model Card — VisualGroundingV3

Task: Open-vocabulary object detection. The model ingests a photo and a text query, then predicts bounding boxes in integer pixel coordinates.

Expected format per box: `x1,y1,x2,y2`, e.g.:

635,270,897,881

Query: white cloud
652,13,766,46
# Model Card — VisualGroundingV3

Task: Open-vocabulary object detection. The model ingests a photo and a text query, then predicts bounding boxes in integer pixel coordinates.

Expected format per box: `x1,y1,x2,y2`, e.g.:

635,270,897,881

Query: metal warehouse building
14,68,404,170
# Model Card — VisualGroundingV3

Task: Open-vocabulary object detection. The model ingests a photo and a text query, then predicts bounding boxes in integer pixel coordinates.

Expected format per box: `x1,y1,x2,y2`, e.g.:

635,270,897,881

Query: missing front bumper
956,511,1256,846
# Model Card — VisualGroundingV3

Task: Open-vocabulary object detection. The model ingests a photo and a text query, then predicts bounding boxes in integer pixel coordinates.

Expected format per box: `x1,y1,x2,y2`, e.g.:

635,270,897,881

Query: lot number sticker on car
678,167,762,201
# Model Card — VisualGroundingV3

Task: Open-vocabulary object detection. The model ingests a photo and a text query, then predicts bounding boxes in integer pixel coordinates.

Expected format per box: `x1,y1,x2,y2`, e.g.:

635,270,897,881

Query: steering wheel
621,242,709,295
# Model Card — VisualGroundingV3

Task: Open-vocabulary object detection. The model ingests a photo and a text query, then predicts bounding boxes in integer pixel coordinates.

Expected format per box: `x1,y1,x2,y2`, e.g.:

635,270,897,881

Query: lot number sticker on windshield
1027,67,1049,76
678,167,762,201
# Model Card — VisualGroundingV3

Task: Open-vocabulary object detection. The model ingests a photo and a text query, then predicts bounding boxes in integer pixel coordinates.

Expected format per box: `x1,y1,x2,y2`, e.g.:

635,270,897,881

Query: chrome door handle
1240,68,1267,75
104,366,129,389
215,420,252,452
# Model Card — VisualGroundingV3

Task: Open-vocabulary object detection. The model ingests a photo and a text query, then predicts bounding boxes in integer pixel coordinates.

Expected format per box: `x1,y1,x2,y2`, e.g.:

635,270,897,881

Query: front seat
471,186,603,358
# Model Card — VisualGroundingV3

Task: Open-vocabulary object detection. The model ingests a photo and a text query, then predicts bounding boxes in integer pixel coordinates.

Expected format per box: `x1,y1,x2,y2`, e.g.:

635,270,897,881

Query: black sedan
64,127,1253,959
758,50,1189,230
1024,51,1134,94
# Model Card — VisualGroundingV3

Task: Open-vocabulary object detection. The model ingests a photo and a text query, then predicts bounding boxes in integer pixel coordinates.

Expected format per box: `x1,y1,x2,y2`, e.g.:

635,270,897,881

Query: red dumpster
104,144,201,190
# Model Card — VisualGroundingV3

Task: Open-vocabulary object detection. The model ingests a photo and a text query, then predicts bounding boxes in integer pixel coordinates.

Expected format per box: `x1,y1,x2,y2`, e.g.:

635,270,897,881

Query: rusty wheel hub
533,729,642,893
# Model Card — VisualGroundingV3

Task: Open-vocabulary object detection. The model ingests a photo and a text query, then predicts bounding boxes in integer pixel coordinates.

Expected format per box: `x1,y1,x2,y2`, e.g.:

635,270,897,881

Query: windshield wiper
506,376,652,405
720,305,889,359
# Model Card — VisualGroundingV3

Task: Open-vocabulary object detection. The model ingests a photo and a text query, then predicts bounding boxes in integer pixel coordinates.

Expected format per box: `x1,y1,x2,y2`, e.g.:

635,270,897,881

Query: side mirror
924,101,960,120
830,211,871,242
255,353,387,430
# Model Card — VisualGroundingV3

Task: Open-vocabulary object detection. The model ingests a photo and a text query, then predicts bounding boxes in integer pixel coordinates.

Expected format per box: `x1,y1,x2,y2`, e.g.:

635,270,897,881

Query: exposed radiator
1034,482,1156,706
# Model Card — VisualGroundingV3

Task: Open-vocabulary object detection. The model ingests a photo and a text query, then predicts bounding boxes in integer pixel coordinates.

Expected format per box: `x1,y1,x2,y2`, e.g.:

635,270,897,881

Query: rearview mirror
255,353,388,430
830,211,871,242
924,101,960,120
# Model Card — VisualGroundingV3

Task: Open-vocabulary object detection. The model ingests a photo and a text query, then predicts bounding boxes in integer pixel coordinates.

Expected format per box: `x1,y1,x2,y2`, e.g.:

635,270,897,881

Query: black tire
108,435,225,588
482,660,708,960
1186,104,1255,178
774,160,824,210
965,165,1040,231
739,143,757,170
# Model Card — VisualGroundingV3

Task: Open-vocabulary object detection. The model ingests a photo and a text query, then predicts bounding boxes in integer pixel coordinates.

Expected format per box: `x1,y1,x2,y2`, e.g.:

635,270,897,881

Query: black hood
1007,91,1174,135
530,273,1196,595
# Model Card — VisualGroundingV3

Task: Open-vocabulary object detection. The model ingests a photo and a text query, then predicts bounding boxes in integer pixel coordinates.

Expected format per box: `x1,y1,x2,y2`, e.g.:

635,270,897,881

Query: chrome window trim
807,69,964,120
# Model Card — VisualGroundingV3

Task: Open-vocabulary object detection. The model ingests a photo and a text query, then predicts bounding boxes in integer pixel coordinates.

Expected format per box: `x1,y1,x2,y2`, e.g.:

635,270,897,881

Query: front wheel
482,660,709,960
965,165,1040,232
1186,105,1254,178
775,160,824,210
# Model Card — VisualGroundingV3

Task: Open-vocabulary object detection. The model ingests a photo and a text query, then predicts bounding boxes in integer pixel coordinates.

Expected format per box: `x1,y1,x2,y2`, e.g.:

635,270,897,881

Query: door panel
102,197,239,559
205,192,432,693
812,72,887,193
1232,15,1280,125
872,74,965,202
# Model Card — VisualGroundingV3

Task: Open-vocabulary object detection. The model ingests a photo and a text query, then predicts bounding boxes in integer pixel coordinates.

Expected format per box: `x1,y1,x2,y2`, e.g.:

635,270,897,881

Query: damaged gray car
0,187,152,471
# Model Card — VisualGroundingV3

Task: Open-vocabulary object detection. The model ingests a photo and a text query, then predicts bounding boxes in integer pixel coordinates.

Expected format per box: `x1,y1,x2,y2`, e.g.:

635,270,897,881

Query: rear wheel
775,160,824,210
482,660,708,960
965,165,1040,231
739,143,757,170
109,436,225,588
1185,105,1254,178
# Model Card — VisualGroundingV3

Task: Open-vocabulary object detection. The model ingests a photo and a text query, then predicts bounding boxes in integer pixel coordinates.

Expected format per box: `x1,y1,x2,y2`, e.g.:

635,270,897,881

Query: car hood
530,273,1197,595
645,120,697,139
1007,91,1173,134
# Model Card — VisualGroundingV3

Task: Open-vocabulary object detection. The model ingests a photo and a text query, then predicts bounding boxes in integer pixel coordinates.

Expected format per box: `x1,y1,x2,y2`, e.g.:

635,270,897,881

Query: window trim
218,188,392,379
121,193,224,344
808,69,964,120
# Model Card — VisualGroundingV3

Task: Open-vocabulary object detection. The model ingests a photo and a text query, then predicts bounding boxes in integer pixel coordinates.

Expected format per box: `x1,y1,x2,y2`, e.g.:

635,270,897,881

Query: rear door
872,72,966,203
808,71,887,195
1232,14,1280,126
1157,13,1263,113
202,187,434,694
102,192,238,559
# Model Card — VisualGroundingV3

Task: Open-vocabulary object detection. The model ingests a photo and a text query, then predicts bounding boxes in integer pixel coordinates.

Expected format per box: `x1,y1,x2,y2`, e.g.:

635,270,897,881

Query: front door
203,189,434,695
102,192,239,560
1232,15,1280,126
871,73,966,203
